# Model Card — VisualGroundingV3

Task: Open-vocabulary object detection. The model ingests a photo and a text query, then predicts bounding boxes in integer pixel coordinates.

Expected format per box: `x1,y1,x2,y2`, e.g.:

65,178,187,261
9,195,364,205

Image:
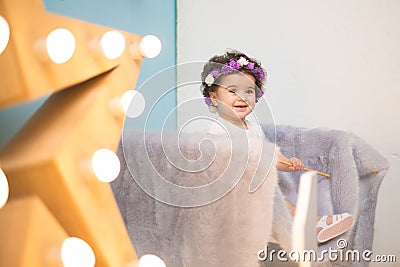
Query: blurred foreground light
46,28,76,64
121,90,145,118
61,237,95,267
140,35,162,58
100,30,126,59
91,148,120,183
130,35,161,59
139,254,166,267
109,90,146,118
0,167,9,209
0,16,10,55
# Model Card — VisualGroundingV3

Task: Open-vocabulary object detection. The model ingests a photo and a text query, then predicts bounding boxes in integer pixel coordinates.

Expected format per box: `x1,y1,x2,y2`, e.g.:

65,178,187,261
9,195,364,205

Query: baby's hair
200,50,267,102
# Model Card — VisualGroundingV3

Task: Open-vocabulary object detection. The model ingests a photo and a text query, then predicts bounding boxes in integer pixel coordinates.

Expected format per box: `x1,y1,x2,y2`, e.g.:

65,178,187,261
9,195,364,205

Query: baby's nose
235,91,248,101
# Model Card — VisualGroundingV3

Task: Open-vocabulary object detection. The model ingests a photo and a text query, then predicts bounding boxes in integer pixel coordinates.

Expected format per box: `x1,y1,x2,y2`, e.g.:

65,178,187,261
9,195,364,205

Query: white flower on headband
237,57,249,67
205,73,215,86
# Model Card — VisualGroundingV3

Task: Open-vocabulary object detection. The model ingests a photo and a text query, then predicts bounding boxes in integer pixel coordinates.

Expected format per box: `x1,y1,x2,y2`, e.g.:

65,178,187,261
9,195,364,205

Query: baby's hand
288,157,304,172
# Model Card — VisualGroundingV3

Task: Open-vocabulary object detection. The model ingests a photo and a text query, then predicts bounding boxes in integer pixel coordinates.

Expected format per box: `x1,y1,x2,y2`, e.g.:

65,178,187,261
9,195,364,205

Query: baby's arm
276,151,304,172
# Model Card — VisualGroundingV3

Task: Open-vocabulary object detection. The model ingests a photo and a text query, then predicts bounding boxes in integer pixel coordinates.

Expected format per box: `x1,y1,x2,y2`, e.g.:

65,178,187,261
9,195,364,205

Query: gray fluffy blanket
112,125,389,267
262,124,390,267
112,129,279,266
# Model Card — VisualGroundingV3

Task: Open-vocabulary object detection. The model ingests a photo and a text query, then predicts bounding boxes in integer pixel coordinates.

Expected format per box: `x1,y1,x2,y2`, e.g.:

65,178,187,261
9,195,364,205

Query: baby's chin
230,113,251,123
232,108,252,117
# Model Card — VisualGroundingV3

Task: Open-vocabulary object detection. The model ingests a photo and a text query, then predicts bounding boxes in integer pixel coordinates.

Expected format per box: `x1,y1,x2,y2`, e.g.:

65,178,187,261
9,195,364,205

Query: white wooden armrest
292,172,318,267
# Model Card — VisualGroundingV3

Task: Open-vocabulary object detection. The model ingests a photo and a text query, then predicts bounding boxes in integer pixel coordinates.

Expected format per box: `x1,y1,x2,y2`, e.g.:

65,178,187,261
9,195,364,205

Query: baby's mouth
234,104,248,108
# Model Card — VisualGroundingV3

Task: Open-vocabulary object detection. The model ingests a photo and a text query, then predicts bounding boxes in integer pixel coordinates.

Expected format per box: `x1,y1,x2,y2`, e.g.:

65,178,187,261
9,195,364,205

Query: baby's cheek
249,99,256,108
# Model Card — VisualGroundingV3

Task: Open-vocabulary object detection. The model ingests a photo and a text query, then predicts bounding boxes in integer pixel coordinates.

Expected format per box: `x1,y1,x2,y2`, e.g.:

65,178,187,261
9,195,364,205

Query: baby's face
210,72,256,127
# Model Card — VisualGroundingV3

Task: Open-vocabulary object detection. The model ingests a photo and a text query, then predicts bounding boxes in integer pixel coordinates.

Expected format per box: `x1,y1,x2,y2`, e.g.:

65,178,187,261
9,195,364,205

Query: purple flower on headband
221,64,233,74
228,59,240,70
254,67,266,83
256,90,265,103
210,69,220,77
247,62,255,70
204,97,212,106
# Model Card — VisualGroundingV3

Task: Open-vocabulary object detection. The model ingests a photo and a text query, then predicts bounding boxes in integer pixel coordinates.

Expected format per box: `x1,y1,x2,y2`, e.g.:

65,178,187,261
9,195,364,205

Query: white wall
177,0,400,264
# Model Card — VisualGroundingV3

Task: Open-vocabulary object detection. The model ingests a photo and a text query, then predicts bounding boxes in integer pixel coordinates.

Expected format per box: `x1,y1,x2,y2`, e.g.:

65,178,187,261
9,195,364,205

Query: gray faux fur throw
112,129,279,266
262,124,390,267
112,125,389,267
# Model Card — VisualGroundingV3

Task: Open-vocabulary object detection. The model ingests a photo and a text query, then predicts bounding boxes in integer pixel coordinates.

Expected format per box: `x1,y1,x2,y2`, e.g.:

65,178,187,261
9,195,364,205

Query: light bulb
0,167,9,209
140,35,161,58
0,16,10,55
100,30,126,59
109,90,145,117
61,237,95,267
120,90,134,113
91,148,120,183
130,35,162,59
121,90,146,118
139,254,166,267
46,28,76,64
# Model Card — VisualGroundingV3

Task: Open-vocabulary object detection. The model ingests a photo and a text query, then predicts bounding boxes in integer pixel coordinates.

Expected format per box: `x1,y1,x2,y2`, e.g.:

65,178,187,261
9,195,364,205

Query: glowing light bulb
0,16,10,55
121,90,145,118
61,237,95,267
91,148,120,182
109,90,146,117
46,28,76,64
139,254,166,267
120,90,135,113
131,35,161,59
140,35,162,58
0,168,9,209
100,30,126,59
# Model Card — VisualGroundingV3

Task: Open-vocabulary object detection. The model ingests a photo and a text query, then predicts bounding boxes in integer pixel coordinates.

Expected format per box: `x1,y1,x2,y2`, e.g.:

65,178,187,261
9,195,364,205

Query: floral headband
202,56,266,106
204,57,266,87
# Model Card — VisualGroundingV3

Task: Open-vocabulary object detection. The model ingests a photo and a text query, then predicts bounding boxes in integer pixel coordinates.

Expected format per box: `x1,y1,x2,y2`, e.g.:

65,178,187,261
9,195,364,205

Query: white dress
207,117,265,139
206,116,279,192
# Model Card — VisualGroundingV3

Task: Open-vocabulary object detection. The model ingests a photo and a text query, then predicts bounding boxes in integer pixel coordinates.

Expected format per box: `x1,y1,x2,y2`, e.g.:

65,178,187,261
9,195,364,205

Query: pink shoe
316,213,354,243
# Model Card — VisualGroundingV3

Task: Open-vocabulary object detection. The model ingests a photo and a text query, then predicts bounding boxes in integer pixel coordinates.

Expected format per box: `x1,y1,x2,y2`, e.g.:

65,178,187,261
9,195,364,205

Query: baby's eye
228,89,237,94
246,89,255,94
